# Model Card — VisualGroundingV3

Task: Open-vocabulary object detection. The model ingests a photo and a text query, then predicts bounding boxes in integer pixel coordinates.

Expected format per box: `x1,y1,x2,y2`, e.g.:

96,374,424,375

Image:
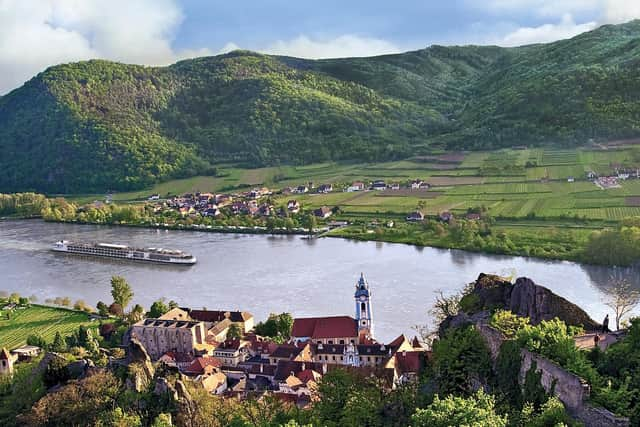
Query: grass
0,304,93,350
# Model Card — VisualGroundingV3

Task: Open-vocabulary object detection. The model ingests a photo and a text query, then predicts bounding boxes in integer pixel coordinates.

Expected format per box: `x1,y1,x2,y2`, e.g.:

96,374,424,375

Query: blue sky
0,0,639,94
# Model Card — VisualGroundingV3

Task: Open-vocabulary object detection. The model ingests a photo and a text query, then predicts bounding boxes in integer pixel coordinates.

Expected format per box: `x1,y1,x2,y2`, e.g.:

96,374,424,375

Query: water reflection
584,265,640,291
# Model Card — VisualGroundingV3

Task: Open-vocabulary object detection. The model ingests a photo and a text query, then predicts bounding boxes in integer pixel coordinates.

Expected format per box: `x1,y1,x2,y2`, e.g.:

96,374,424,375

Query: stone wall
475,323,629,427
519,349,589,411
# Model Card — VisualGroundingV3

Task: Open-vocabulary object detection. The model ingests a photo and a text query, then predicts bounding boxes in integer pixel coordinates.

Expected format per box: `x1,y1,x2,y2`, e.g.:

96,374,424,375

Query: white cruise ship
52,240,197,265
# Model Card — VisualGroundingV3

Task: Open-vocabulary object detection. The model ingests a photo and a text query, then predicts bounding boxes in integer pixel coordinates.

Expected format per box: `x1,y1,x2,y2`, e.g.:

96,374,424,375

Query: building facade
131,319,207,359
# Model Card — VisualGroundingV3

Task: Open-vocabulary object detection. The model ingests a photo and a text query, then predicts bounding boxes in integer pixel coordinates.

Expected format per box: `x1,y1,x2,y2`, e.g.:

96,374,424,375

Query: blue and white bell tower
354,273,373,339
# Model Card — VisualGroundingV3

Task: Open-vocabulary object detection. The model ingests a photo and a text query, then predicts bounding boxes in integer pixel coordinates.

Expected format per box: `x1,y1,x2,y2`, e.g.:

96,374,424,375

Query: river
1,219,638,342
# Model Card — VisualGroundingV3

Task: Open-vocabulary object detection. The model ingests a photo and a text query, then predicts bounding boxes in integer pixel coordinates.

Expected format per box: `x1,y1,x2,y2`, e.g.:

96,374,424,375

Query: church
291,273,374,345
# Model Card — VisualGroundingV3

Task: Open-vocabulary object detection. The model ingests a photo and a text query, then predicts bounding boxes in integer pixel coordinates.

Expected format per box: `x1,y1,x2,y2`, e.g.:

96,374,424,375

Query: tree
411,389,507,427
9,292,20,304
96,301,109,317
605,278,640,330
128,304,145,323
227,324,242,339
26,334,48,350
168,300,179,309
148,299,169,318
110,276,133,309
51,332,66,353
429,289,461,325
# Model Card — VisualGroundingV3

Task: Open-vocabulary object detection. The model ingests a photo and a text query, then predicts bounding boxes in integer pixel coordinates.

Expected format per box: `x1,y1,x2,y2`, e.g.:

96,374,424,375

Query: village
0,273,428,408
147,177,482,229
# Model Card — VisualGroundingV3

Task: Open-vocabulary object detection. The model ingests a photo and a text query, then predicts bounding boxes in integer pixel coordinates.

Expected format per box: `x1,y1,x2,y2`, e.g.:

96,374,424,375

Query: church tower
354,272,373,339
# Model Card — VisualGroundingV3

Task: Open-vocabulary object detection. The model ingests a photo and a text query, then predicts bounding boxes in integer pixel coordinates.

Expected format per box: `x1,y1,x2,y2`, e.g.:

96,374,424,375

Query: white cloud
602,0,640,24
259,34,401,59
474,0,601,18
0,0,209,94
496,14,598,46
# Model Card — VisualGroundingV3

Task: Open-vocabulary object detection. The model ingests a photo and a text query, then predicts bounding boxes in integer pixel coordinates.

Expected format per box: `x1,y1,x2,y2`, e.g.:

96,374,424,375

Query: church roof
291,316,357,339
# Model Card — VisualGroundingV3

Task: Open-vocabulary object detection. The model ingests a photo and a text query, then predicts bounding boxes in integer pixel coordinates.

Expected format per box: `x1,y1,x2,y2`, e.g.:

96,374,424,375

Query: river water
1,220,638,342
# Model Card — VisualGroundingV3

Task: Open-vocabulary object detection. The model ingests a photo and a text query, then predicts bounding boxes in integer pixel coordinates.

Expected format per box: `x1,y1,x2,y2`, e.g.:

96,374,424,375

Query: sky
1,0,640,94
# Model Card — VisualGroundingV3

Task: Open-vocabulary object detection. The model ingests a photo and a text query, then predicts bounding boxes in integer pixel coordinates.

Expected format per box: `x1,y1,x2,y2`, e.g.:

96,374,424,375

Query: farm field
67,144,640,224
0,304,93,350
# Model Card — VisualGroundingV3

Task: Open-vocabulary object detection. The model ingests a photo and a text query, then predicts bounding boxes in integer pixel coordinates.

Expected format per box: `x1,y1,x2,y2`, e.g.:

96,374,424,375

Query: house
0,348,16,376
287,200,301,214
148,194,160,201
213,339,250,366
10,345,41,361
158,351,195,370
372,180,386,190
200,371,228,394
187,309,255,334
409,179,423,190
130,318,208,360
313,206,332,219
317,184,333,194
393,350,428,384
465,213,481,221
439,211,453,222
269,343,312,365
183,356,223,376
294,185,309,194
419,182,431,189
406,211,424,222
204,207,220,217
312,342,391,367
346,182,365,192
388,183,400,190
291,316,359,345
567,176,575,183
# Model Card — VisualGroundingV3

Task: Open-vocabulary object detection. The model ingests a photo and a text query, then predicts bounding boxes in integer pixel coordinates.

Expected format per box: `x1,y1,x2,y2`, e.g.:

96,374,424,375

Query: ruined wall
475,323,629,427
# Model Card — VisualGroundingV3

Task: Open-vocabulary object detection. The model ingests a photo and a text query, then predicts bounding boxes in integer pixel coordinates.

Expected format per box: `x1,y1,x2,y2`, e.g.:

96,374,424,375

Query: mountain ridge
2,20,640,193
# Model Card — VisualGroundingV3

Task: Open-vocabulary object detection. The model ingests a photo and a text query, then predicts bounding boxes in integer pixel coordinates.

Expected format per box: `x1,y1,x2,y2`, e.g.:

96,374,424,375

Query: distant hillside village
133,167,640,230
1,274,427,407
139,178,482,230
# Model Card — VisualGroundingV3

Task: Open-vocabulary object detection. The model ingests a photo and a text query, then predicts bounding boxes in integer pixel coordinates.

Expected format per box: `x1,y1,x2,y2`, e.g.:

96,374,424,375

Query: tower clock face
359,296,366,301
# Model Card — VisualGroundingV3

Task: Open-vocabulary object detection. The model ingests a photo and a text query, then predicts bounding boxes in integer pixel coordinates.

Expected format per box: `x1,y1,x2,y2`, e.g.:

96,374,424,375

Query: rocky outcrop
125,337,155,392
464,273,600,330
508,277,599,330
154,377,179,401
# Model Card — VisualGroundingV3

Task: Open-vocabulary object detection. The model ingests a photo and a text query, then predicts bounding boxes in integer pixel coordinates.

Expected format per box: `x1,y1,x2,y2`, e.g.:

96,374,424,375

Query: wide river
1,220,638,342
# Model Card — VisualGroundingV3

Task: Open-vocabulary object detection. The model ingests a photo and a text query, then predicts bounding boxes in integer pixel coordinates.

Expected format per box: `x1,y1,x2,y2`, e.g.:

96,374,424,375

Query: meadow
0,304,93,350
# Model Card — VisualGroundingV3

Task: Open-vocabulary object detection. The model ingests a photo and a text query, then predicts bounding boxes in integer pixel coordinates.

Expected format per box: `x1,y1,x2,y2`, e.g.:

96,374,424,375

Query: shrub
432,325,492,395
411,389,507,427
490,310,530,339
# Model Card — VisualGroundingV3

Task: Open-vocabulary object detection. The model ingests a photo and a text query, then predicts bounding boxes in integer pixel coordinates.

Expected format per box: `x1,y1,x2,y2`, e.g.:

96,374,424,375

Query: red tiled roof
291,316,357,340
297,369,322,384
388,334,408,349
270,345,303,359
184,356,223,375
395,351,426,374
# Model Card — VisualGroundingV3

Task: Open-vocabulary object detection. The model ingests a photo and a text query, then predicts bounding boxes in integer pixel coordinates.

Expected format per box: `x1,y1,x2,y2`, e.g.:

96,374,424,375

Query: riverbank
38,215,614,267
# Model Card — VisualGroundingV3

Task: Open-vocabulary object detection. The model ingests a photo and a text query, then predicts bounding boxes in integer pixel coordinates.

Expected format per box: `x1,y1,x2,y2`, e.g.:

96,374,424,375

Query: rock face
125,337,155,392
508,277,599,330
461,273,600,330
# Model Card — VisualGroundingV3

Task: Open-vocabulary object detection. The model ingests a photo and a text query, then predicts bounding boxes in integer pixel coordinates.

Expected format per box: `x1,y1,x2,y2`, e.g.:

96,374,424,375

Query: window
328,340,333,344
339,340,345,344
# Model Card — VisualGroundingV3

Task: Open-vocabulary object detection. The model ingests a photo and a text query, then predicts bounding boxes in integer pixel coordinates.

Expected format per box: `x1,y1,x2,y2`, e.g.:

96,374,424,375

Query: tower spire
354,272,373,340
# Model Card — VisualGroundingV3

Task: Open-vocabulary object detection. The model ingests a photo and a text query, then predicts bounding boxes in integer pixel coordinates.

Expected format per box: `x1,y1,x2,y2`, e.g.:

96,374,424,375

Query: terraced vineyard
0,304,93,349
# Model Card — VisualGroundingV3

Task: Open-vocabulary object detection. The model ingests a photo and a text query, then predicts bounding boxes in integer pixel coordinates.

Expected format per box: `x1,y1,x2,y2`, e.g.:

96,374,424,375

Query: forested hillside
2,21,640,193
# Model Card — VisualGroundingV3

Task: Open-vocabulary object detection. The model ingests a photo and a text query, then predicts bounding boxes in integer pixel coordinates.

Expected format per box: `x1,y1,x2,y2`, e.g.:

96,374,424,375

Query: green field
0,304,93,350
66,145,640,225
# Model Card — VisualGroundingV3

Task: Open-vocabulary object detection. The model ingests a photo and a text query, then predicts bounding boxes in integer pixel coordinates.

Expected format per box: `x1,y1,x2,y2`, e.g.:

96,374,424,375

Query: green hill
2,21,640,193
